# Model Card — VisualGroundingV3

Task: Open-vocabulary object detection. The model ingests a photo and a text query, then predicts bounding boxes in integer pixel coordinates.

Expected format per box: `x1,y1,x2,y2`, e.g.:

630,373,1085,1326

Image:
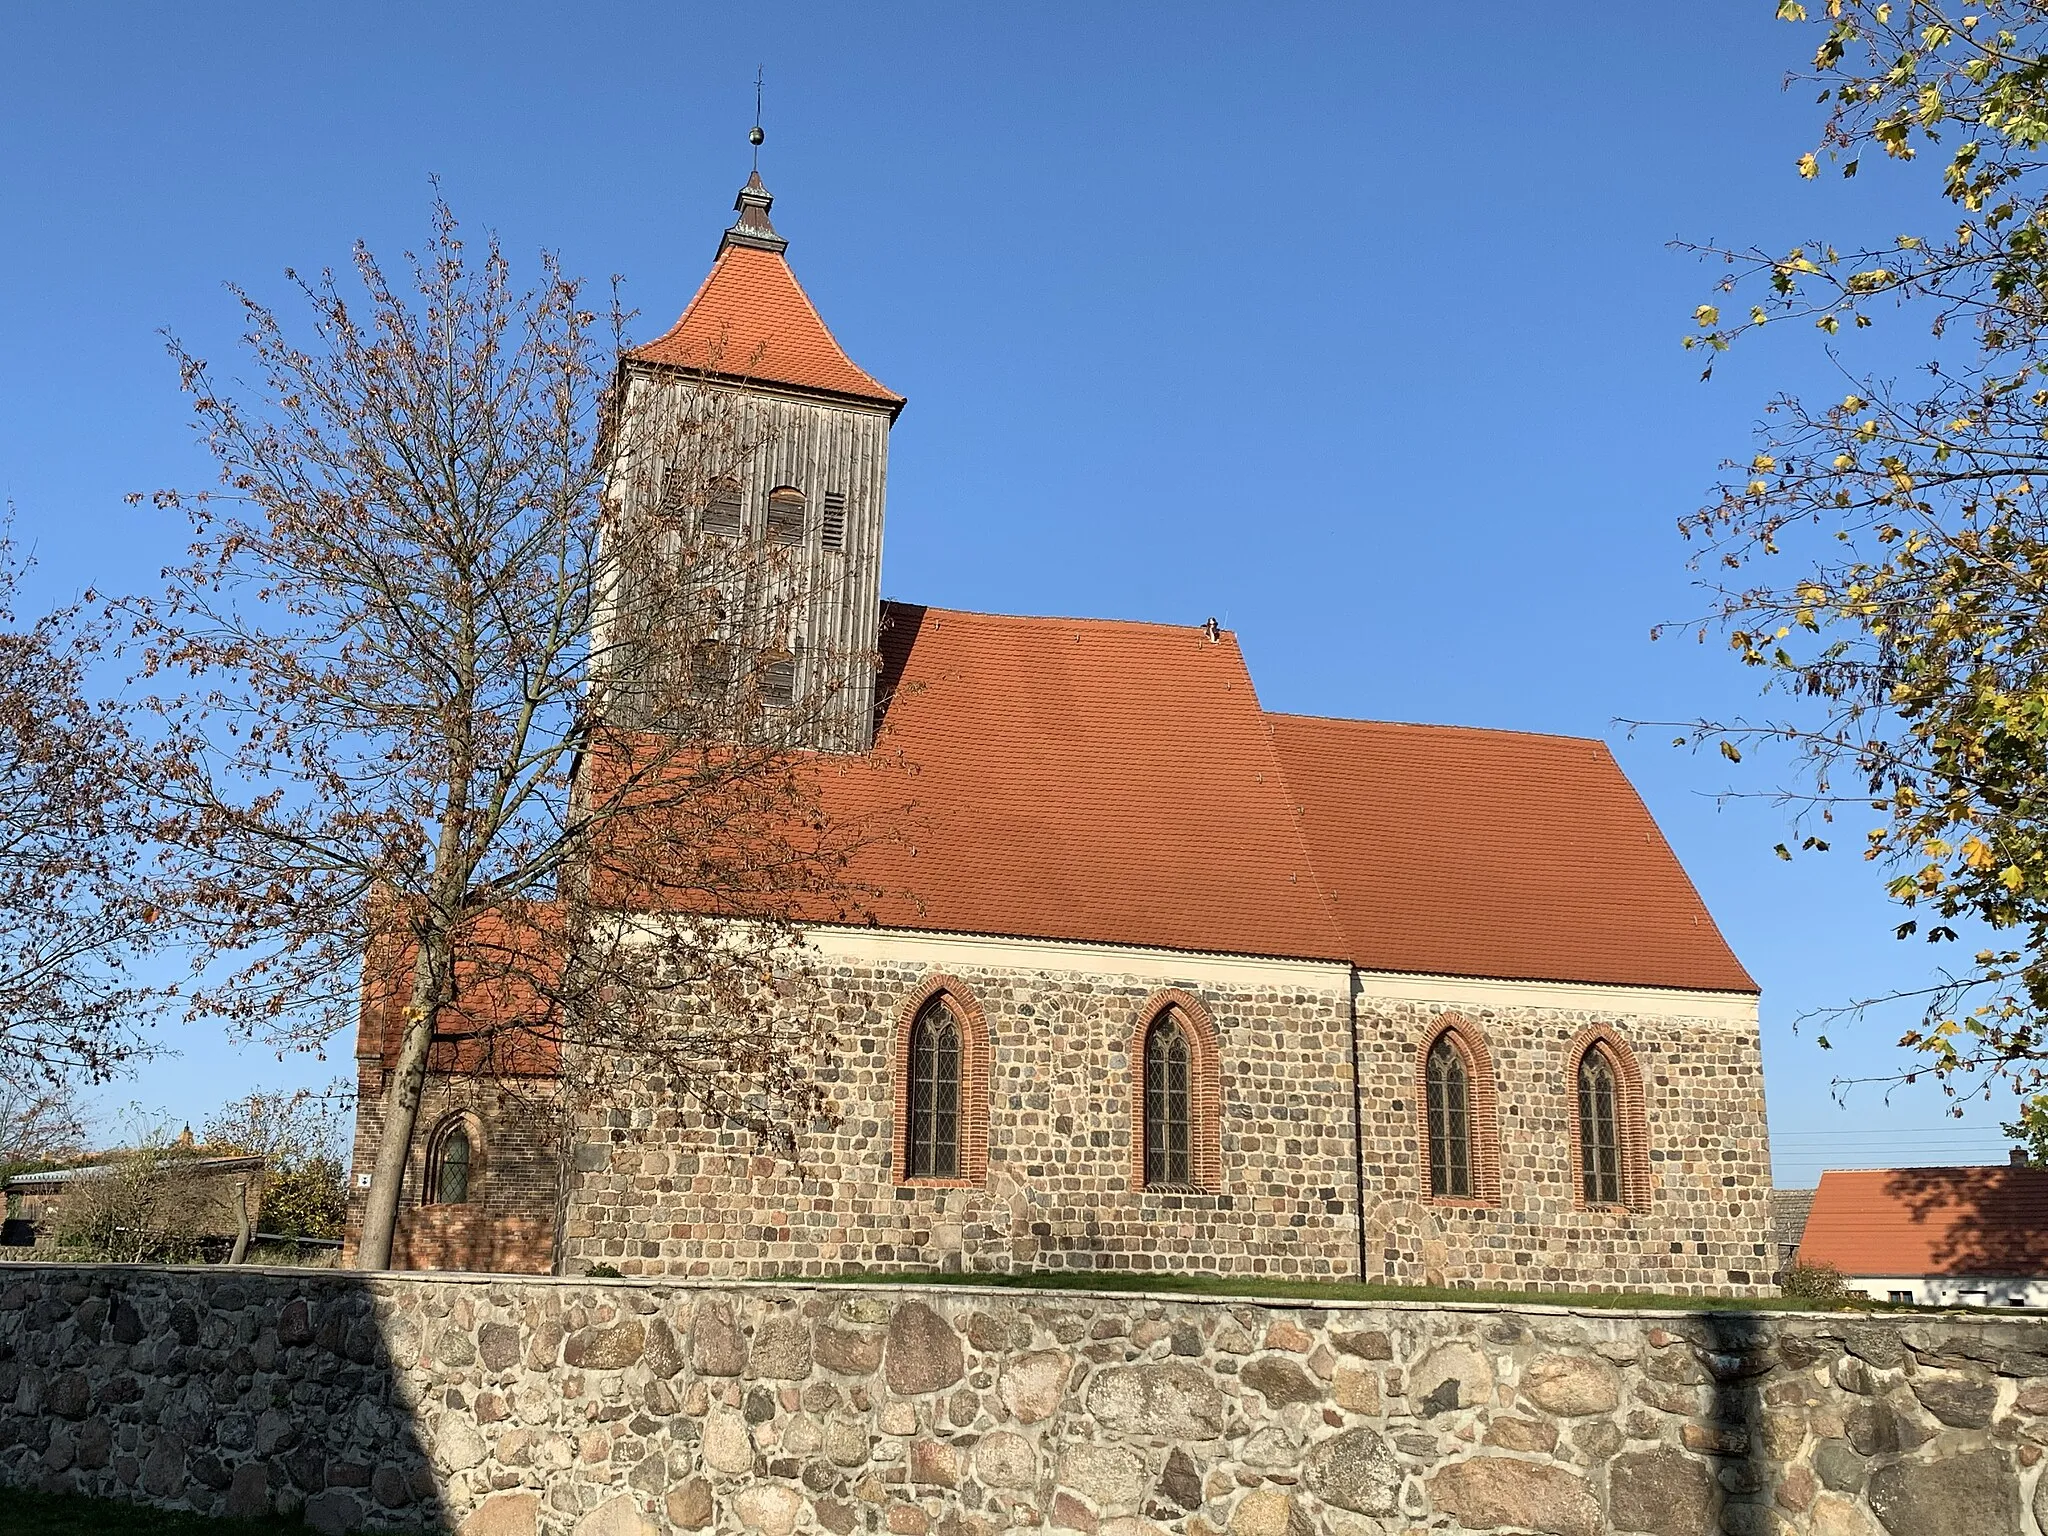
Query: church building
344,173,1773,1294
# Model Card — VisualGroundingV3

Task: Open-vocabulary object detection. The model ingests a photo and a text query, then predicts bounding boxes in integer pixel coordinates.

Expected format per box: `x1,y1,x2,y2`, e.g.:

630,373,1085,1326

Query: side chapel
344,172,1774,1293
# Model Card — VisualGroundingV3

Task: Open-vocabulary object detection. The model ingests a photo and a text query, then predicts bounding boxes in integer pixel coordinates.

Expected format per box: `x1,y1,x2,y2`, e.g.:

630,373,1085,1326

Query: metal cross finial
750,67,765,167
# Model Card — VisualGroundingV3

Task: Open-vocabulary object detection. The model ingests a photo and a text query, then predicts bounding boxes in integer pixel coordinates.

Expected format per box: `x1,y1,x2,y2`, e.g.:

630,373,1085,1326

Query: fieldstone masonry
8,1264,2048,1536
547,953,1770,1295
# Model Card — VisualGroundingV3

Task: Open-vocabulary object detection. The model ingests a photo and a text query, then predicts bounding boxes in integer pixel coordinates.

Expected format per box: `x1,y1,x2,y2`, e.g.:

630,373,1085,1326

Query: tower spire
723,70,787,255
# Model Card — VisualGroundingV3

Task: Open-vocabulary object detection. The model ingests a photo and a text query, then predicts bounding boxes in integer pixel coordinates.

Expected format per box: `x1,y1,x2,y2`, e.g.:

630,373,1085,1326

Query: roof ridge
1266,710,1605,748
886,600,1237,637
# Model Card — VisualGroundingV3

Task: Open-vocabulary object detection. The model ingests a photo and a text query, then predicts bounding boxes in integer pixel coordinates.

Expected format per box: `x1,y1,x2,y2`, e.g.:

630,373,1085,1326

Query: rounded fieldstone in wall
1908,1372,1999,1430
1057,1442,1152,1509
885,1302,964,1395
976,1429,1038,1489
998,1349,1070,1423
572,1493,662,1536
746,1314,812,1380
563,1320,644,1371
1868,1448,2021,1536
458,1492,540,1536
1239,1355,1321,1408
1301,1426,1401,1517
1517,1354,1621,1417
692,1298,746,1377
1407,1341,1495,1416
1607,1447,1715,1536
1088,1361,1226,1441
1426,1456,1601,1536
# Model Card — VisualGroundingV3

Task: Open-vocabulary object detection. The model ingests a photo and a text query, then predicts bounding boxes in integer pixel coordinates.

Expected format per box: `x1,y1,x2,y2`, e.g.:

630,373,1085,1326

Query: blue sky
0,4,2019,1181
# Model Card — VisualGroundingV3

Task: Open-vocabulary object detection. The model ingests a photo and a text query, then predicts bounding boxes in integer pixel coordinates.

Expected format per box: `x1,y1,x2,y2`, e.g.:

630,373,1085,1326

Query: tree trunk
227,1177,250,1265
352,934,444,1270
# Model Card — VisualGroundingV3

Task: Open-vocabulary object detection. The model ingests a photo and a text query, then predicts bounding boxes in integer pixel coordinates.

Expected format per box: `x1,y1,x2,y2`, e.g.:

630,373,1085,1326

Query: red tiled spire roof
628,173,902,413
1267,712,1756,992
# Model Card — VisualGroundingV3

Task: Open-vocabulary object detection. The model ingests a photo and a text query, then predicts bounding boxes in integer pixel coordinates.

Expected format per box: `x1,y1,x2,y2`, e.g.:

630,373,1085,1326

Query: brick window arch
1127,989,1221,1193
892,975,989,1187
1567,1023,1651,1212
423,1112,482,1206
1413,1014,1500,1206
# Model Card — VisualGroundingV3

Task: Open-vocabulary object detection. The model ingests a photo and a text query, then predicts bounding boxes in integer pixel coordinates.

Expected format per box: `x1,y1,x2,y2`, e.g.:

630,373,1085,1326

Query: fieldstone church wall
8,1261,2047,1536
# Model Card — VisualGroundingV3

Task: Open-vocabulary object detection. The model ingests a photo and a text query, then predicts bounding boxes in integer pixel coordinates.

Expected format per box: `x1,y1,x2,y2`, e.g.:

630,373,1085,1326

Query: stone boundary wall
4,1262,2046,1536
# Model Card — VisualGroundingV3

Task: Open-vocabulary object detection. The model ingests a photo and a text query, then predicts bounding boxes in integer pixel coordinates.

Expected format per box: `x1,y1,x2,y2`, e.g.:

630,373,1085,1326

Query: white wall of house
1845,1273,2048,1308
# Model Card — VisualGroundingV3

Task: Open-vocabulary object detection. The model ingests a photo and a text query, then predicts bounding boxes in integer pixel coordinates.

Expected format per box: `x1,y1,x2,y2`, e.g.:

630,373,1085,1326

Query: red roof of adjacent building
1266,713,1756,992
795,604,1754,991
1798,1166,2048,1278
629,242,902,411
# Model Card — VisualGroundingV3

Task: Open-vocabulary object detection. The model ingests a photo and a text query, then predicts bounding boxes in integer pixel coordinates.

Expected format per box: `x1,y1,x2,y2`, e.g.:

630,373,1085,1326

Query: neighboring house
344,171,1776,1290
1772,1186,1815,1273
2,1153,267,1253
1797,1160,2048,1307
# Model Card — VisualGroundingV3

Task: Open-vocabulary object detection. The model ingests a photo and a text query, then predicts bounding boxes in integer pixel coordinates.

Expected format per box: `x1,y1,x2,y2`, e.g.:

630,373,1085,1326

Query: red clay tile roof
1265,712,1756,992
1798,1166,2048,1278
629,244,903,411
811,604,1349,961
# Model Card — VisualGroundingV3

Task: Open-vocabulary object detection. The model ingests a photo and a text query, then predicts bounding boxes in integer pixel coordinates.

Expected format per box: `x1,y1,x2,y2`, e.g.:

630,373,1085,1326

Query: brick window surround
422,1111,484,1207
1566,1022,1652,1212
1126,988,1222,1194
891,974,989,1188
1413,1013,1501,1207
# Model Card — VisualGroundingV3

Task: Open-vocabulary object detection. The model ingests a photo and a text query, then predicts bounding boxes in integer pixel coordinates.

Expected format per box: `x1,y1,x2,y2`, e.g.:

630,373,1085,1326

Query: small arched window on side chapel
424,1116,475,1206
1568,1025,1649,1211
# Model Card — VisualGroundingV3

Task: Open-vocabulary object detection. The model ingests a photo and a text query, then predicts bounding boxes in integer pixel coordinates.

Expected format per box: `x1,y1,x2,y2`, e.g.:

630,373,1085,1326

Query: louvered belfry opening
766,488,806,546
703,483,743,538
1427,1036,1473,1199
907,1000,961,1179
761,657,796,709
1578,1050,1622,1205
1144,1012,1194,1189
821,491,847,551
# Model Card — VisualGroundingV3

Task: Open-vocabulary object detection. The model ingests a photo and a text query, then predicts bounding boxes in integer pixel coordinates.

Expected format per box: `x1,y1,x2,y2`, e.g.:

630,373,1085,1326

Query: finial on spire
750,66,765,167
721,68,788,255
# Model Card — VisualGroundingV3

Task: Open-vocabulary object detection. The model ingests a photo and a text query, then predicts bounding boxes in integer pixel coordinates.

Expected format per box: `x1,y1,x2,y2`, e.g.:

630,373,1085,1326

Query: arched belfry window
1427,1036,1472,1199
907,1000,962,1179
1578,1049,1622,1206
424,1117,475,1206
1143,1013,1194,1189
766,487,806,547
1413,1016,1500,1206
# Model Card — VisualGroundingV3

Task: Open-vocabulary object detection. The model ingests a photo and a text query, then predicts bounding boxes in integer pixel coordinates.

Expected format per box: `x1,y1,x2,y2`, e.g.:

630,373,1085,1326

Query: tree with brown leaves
133,204,878,1270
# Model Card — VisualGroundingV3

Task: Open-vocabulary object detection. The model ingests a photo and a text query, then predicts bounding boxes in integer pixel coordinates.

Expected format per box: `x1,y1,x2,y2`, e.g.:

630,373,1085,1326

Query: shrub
1780,1258,1850,1304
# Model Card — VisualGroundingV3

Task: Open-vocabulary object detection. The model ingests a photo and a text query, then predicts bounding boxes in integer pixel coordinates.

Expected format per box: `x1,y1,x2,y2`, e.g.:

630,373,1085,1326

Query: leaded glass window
1578,1050,1622,1206
907,1001,961,1179
1427,1036,1472,1199
427,1122,472,1205
1144,1013,1193,1188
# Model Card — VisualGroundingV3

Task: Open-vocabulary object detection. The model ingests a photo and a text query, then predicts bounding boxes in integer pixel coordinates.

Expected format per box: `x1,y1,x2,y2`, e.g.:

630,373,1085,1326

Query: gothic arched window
1427,1035,1473,1199
906,1000,961,1179
1143,1013,1194,1189
425,1118,475,1206
1577,1049,1622,1207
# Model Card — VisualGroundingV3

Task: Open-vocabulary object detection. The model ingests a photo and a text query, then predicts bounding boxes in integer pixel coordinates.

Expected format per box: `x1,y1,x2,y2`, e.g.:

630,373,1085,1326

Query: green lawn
783,1267,1916,1313
0,1490,430,1535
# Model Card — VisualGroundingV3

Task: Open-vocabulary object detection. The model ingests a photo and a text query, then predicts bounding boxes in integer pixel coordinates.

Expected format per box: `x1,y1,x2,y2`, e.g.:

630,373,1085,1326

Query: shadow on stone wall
0,1264,438,1532
7,1261,2048,1536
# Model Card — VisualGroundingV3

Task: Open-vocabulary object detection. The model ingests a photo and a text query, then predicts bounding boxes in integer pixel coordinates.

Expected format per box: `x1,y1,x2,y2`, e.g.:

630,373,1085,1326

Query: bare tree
0,1077,87,1173
0,533,156,1082
130,202,884,1270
